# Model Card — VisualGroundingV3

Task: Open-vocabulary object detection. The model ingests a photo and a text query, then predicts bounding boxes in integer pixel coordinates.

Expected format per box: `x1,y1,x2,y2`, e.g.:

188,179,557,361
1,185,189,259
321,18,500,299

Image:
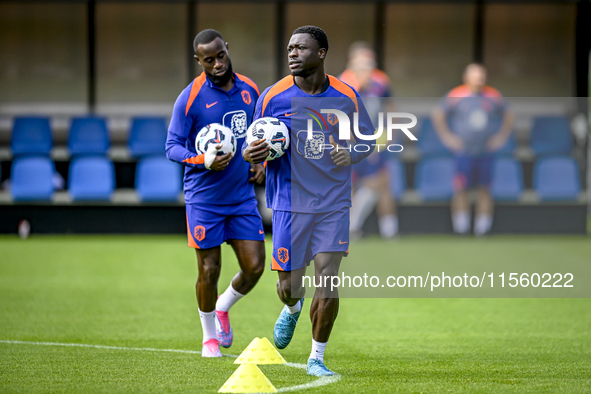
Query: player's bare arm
432,108,465,152
486,111,515,151
243,139,271,164
329,135,351,166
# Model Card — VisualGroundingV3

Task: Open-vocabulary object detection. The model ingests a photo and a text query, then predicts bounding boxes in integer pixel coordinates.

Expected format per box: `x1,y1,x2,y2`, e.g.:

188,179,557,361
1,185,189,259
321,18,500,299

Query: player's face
195,37,233,86
350,50,375,89
464,65,487,91
287,33,326,78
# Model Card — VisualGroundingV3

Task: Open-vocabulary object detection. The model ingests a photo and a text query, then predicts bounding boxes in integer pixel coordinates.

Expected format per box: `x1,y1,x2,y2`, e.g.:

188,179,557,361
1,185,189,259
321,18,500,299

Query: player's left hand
329,135,351,166
486,133,507,152
249,163,266,184
243,139,271,164
206,144,233,171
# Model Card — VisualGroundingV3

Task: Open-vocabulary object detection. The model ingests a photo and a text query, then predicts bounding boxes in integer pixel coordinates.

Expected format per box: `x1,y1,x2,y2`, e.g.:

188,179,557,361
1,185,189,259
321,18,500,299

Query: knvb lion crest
326,112,339,126
223,110,247,138
241,90,251,105
194,225,206,242
296,130,325,159
278,247,289,263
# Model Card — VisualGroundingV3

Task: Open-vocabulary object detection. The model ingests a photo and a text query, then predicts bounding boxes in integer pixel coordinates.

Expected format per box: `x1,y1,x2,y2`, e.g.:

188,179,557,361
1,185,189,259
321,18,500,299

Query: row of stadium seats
418,116,573,157
9,154,579,202
8,115,574,158
10,156,181,202
10,116,167,157
387,156,580,201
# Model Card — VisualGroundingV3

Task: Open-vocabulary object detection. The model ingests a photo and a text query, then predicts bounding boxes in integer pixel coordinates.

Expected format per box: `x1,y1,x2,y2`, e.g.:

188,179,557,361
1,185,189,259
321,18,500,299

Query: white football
195,123,236,156
245,117,290,160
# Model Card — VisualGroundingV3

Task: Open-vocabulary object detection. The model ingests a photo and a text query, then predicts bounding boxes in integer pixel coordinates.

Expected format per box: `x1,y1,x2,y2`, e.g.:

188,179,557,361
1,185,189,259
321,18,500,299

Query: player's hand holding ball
206,144,232,171
196,123,236,171
329,135,351,166
243,139,271,164
243,117,289,164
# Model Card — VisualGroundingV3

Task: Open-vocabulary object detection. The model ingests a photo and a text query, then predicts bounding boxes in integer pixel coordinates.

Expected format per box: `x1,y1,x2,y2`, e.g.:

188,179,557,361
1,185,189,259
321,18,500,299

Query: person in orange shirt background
340,42,399,239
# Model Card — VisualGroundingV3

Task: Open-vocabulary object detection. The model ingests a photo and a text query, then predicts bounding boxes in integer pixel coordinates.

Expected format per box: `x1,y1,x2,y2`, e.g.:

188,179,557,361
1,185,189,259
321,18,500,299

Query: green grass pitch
1,235,590,393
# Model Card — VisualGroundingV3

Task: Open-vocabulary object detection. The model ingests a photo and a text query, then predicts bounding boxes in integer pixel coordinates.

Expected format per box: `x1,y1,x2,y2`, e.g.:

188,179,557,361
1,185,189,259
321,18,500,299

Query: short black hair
292,25,329,52
193,29,224,54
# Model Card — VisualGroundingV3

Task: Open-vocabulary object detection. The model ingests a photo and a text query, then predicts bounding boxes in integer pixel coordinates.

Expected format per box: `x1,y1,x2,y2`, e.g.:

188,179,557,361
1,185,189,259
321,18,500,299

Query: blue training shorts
271,208,350,272
186,198,265,249
454,154,494,191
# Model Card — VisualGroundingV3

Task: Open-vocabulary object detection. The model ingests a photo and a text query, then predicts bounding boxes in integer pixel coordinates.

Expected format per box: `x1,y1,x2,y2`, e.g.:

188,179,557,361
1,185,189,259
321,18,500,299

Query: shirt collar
204,72,239,94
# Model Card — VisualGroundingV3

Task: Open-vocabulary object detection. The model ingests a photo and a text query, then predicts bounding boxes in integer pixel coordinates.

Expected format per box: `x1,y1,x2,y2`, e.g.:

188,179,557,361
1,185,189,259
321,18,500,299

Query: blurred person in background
432,63,513,236
339,42,398,239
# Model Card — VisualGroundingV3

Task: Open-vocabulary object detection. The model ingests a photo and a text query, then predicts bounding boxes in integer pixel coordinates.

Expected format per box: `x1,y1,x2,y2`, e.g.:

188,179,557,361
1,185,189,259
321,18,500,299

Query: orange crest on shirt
194,225,206,242
327,113,339,126
241,90,251,105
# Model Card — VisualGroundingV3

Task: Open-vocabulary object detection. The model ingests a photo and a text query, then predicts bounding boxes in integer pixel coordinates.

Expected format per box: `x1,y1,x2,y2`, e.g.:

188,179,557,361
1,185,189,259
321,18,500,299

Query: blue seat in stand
415,157,455,201
11,156,54,201
491,157,524,201
68,116,110,156
128,117,168,157
533,156,580,201
68,156,115,201
11,117,53,156
135,156,182,202
530,116,572,156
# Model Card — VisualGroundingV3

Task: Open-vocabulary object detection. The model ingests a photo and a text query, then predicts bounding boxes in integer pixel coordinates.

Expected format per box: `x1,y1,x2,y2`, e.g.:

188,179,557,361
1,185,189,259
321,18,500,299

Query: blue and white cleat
307,358,336,376
215,310,233,348
273,298,304,349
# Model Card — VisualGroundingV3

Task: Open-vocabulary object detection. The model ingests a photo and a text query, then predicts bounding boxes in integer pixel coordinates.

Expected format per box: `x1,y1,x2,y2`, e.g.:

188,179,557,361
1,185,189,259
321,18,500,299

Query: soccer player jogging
432,63,513,236
243,26,374,376
166,29,266,358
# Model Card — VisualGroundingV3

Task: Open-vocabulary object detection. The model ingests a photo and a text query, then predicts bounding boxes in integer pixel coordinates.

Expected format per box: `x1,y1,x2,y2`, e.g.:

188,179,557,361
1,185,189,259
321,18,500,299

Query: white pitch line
0,339,239,357
284,362,307,370
277,363,341,393
0,340,341,392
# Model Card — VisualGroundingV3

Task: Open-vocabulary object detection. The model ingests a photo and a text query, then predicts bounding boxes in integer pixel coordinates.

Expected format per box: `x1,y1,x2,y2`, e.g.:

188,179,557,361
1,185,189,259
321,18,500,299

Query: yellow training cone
218,363,277,393
234,337,286,365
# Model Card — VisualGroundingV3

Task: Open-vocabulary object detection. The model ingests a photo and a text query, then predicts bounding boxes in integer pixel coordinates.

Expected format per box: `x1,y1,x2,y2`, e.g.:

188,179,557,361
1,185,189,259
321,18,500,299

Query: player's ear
318,48,327,60
225,42,229,52
194,54,202,66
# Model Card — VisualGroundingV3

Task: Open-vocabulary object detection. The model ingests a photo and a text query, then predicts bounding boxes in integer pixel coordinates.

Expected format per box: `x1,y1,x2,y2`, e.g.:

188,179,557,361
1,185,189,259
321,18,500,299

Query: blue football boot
273,298,304,349
307,358,336,376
